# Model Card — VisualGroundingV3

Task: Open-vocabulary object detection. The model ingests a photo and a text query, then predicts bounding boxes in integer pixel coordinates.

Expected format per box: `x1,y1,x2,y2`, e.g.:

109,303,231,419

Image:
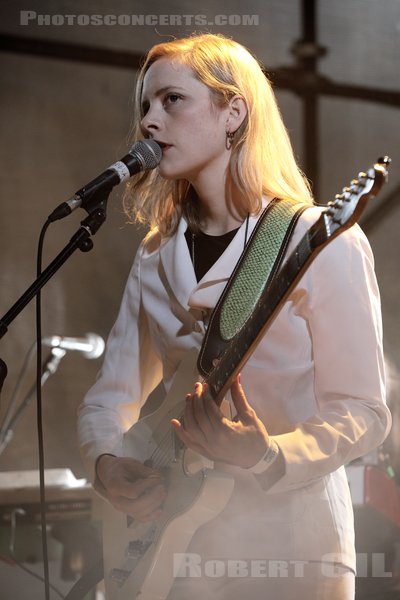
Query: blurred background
0,0,399,598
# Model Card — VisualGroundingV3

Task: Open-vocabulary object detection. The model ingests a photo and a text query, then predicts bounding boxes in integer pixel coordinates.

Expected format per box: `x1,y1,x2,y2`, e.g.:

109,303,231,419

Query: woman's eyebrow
141,85,186,105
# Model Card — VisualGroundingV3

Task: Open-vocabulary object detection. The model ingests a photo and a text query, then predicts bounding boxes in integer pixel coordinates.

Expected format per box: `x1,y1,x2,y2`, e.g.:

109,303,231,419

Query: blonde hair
124,33,313,235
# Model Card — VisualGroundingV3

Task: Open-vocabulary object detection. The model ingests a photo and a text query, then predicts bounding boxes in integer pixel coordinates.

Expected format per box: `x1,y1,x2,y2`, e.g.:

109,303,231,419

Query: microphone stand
0,347,67,455
0,189,111,380
0,186,112,600
0,359,7,394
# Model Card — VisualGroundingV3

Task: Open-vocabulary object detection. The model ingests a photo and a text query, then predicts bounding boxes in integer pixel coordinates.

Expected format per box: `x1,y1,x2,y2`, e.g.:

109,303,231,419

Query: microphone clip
48,182,113,224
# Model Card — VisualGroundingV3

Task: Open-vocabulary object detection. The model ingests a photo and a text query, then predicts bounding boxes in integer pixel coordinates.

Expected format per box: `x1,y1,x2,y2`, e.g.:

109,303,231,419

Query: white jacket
78,202,391,569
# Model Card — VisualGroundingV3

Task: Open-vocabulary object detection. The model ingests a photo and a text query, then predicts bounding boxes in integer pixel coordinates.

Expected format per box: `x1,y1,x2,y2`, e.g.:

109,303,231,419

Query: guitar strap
197,198,307,377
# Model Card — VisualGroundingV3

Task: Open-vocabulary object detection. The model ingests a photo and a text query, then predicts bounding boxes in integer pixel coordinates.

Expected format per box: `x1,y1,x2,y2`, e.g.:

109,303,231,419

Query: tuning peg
348,180,360,194
326,204,334,216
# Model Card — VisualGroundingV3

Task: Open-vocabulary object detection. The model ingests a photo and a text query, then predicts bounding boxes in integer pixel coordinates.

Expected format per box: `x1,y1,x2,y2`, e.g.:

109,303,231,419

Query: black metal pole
301,0,320,198
0,208,105,340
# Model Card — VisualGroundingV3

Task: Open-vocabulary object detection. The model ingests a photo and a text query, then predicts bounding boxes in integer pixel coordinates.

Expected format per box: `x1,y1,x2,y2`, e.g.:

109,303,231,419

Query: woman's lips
160,144,172,153
155,140,172,150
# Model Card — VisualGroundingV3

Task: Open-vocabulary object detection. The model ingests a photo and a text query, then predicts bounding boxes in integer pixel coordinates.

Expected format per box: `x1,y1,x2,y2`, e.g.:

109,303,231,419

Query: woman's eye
164,93,181,106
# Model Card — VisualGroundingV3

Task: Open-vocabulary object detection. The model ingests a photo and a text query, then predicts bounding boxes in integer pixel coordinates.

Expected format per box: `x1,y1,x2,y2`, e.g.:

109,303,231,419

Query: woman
78,34,391,599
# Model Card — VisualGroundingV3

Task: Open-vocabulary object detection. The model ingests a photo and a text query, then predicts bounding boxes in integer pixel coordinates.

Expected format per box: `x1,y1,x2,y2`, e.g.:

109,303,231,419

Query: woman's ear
226,95,248,133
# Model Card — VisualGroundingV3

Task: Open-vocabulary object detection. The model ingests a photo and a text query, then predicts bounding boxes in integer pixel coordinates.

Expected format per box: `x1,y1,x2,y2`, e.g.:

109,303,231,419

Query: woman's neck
190,178,245,236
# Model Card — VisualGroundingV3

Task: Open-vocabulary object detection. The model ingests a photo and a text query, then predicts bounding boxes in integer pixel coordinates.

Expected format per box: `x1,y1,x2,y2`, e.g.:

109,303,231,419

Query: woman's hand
171,375,270,468
95,455,167,521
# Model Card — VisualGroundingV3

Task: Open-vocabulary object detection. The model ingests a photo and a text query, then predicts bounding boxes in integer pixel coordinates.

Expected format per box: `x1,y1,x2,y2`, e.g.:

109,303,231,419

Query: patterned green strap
220,200,302,340
198,199,304,377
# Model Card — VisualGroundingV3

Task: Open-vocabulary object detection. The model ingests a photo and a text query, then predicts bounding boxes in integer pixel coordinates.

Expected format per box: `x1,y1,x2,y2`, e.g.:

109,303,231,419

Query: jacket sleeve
77,240,163,483
258,224,392,492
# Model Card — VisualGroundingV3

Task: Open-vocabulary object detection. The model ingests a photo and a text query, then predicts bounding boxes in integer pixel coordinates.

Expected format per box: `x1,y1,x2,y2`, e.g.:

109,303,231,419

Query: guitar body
102,349,235,599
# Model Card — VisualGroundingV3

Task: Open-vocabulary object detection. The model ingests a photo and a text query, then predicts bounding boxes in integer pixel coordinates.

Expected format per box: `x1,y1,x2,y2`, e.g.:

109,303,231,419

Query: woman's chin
158,167,187,181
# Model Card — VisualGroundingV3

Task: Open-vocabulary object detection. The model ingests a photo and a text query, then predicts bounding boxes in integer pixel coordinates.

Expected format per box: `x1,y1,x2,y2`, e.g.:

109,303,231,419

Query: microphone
42,333,105,359
48,139,162,221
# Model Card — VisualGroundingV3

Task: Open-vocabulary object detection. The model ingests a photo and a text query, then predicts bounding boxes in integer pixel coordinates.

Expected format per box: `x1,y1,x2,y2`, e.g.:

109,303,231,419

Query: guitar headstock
320,156,391,241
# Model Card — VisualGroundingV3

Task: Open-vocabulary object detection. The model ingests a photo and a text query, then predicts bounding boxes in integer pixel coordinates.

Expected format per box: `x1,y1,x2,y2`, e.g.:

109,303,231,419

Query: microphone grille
130,139,162,170
85,333,105,359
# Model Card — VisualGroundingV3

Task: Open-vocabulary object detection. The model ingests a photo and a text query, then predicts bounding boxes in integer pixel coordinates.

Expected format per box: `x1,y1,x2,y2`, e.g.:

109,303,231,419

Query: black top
184,227,240,282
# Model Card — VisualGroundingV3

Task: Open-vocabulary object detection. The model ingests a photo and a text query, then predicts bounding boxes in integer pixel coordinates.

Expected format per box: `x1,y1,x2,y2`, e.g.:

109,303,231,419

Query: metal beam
0,33,143,70
1,33,399,107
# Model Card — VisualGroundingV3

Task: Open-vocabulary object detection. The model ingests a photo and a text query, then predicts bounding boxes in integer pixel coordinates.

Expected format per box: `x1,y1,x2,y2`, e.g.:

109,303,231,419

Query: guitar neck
205,218,323,405
203,158,390,406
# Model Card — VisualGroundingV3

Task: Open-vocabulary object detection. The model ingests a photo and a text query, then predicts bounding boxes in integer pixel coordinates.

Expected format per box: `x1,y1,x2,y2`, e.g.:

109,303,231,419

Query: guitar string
150,434,174,468
149,407,185,468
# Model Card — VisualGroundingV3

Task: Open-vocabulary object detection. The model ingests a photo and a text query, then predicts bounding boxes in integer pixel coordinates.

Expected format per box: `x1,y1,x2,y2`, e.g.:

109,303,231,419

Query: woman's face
140,58,231,184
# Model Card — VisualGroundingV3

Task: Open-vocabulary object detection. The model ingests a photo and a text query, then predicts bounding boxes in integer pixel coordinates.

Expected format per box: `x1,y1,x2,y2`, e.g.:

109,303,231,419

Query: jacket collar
158,216,197,311
159,198,271,312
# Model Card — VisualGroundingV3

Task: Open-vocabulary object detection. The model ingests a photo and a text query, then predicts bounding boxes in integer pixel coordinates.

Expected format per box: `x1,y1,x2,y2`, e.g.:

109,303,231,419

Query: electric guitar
102,157,390,599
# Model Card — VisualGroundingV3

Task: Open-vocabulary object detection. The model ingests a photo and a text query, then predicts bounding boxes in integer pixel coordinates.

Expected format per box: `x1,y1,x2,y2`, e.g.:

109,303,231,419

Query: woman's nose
141,108,161,136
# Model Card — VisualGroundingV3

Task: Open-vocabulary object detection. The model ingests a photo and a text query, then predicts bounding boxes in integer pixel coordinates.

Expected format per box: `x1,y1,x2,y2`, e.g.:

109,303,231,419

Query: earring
226,130,235,150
